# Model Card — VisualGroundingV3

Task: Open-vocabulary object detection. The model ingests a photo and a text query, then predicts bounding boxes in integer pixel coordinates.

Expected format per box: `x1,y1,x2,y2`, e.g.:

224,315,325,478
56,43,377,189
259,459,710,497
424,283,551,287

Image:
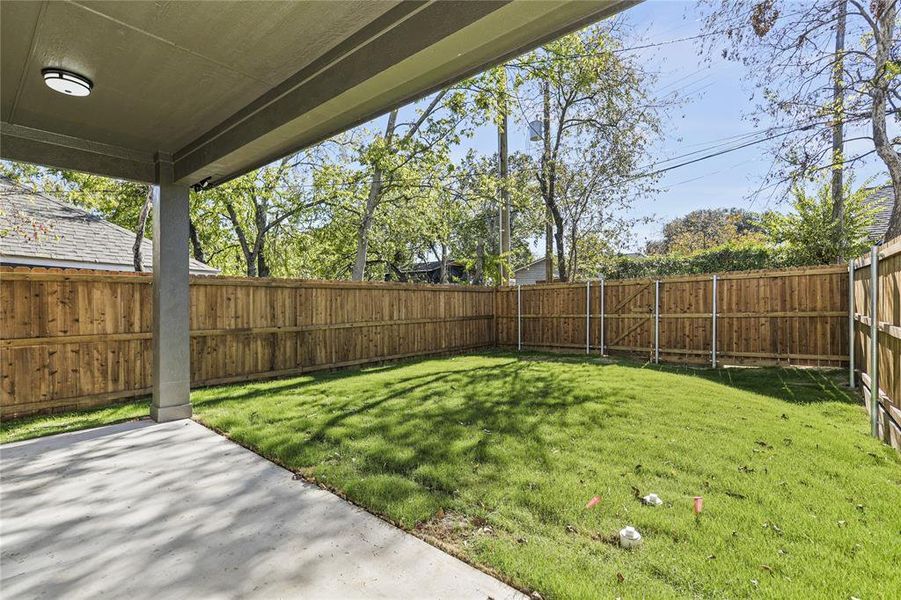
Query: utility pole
830,0,847,259
498,68,511,284
542,78,553,283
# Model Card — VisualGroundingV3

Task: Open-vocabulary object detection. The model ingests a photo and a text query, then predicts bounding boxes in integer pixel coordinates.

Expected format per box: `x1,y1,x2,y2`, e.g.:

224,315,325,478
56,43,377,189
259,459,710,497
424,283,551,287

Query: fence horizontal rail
1,267,495,418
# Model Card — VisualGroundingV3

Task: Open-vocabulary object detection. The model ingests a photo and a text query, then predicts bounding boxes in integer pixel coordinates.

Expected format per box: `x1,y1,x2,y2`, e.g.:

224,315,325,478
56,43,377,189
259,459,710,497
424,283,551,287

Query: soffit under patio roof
0,0,636,187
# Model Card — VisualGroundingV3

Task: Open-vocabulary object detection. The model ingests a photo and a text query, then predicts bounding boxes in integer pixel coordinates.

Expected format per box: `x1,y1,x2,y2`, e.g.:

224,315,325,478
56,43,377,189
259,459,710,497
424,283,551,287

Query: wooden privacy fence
496,264,850,367
0,263,857,421
851,235,901,450
0,268,494,418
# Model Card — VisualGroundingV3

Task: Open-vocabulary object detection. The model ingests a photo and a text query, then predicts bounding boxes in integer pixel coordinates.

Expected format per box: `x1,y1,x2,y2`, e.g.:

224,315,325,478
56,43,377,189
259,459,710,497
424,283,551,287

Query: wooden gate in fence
496,264,849,367
851,236,901,450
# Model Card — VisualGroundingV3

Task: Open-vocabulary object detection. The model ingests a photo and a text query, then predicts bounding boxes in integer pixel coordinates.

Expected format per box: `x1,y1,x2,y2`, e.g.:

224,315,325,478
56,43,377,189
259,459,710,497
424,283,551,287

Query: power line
629,124,820,183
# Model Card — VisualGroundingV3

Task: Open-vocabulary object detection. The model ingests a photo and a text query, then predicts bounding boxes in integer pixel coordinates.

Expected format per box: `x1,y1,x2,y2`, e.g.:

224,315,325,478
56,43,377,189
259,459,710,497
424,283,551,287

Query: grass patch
3,352,899,597
0,399,148,444
193,353,899,598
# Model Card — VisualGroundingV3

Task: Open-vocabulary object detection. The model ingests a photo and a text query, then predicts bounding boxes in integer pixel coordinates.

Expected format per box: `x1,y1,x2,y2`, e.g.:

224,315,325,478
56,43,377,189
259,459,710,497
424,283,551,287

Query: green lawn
3,352,899,598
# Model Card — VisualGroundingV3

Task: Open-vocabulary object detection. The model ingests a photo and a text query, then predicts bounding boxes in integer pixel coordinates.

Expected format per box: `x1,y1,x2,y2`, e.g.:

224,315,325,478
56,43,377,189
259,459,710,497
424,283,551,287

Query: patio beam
0,122,156,184
150,153,192,422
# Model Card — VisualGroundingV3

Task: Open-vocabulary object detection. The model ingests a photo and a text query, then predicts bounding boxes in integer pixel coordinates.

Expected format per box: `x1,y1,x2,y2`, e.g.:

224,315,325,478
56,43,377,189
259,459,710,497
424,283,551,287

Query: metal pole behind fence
599,276,605,356
848,259,855,388
517,284,522,351
654,280,660,364
585,280,590,354
712,275,718,368
869,247,879,438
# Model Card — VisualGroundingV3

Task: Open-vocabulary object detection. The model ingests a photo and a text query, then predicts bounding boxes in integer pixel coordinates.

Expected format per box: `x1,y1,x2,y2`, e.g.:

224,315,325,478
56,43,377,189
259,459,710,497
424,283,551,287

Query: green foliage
762,176,877,264
1,161,148,233
646,208,765,255
601,240,799,279
510,23,669,281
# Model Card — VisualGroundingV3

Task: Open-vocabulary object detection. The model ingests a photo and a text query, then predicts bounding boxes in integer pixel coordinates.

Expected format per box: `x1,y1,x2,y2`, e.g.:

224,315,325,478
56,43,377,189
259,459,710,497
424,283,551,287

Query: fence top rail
0,267,494,292
497,263,848,291
1,261,855,291
851,234,901,269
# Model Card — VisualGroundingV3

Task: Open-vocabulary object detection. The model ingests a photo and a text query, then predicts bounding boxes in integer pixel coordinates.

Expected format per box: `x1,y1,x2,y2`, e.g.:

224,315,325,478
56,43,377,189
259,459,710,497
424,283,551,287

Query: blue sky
460,0,894,251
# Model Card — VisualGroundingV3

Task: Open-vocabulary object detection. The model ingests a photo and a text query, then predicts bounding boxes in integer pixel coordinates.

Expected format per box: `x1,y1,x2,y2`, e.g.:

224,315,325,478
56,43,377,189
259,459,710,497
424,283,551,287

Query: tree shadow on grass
652,362,859,406
504,350,859,406
191,355,604,521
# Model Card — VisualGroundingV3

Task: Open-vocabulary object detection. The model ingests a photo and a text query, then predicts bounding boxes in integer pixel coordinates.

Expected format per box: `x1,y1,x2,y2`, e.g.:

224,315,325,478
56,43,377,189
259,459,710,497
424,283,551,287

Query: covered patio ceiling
1,0,636,188
0,0,638,423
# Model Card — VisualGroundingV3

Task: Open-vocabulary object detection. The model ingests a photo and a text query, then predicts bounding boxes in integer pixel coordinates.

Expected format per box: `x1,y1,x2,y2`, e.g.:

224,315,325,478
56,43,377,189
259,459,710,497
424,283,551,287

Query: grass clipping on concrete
4,352,899,597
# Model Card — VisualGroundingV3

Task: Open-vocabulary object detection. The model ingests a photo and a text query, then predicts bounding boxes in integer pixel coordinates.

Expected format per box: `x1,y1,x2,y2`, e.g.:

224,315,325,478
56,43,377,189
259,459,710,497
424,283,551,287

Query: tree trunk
550,206,567,282
189,220,206,263
569,221,578,280
256,248,270,278
830,0,846,256
133,186,152,272
352,109,398,281
252,195,269,278
497,68,510,284
439,242,448,283
352,171,382,281
542,78,554,283
474,239,484,285
874,1,901,240
224,200,256,276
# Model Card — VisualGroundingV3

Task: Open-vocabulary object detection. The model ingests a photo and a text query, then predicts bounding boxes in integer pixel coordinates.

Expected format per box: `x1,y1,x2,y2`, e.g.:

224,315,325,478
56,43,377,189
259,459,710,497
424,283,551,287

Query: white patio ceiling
0,0,636,187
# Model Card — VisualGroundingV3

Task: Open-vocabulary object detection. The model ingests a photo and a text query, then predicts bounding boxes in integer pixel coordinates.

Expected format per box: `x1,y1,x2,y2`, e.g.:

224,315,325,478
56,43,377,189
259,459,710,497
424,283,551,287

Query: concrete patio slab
0,420,523,600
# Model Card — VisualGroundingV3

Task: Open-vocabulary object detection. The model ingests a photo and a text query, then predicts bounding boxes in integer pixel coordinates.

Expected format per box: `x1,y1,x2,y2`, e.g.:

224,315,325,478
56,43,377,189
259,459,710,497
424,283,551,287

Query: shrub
599,241,804,279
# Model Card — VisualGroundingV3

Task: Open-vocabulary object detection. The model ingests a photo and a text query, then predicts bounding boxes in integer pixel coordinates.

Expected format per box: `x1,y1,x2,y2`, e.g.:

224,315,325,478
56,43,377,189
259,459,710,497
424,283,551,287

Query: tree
509,21,668,281
348,84,493,280
763,175,878,264
700,0,900,235
132,187,152,271
194,154,326,277
416,151,537,285
646,208,765,255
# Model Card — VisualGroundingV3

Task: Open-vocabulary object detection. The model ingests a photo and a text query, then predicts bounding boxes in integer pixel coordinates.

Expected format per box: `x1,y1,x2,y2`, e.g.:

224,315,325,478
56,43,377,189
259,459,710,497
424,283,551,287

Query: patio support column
151,153,192,422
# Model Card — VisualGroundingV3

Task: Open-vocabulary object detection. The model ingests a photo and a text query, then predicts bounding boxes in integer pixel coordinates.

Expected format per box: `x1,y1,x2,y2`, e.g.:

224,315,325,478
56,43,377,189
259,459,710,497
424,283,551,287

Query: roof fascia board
0,254,218,274
174,0,637,187
173,0,506,185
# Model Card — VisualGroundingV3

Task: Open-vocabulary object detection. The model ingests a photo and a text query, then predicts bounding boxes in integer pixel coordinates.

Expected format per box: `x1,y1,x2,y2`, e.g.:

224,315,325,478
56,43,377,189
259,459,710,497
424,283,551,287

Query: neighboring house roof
0,178,218,275
865,183,895,243
513,257,547,273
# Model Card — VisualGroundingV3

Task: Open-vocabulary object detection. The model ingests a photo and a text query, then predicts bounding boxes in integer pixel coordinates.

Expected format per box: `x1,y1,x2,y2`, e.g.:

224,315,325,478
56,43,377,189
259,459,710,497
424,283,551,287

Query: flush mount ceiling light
41,68,92,97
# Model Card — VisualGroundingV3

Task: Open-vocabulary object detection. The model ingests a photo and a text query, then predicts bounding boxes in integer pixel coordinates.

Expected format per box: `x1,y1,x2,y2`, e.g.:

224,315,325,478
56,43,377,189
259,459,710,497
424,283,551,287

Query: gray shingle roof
865,184,896,243
0,178,218,274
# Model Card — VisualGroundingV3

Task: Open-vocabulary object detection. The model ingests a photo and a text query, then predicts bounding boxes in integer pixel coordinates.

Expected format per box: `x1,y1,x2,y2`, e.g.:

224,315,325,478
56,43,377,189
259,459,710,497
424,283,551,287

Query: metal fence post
848,259,855,388
654,279,660,364
599,276,605,356
712,274,718,368
869,246,879,437
585,280,590,354
517,284,522,351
